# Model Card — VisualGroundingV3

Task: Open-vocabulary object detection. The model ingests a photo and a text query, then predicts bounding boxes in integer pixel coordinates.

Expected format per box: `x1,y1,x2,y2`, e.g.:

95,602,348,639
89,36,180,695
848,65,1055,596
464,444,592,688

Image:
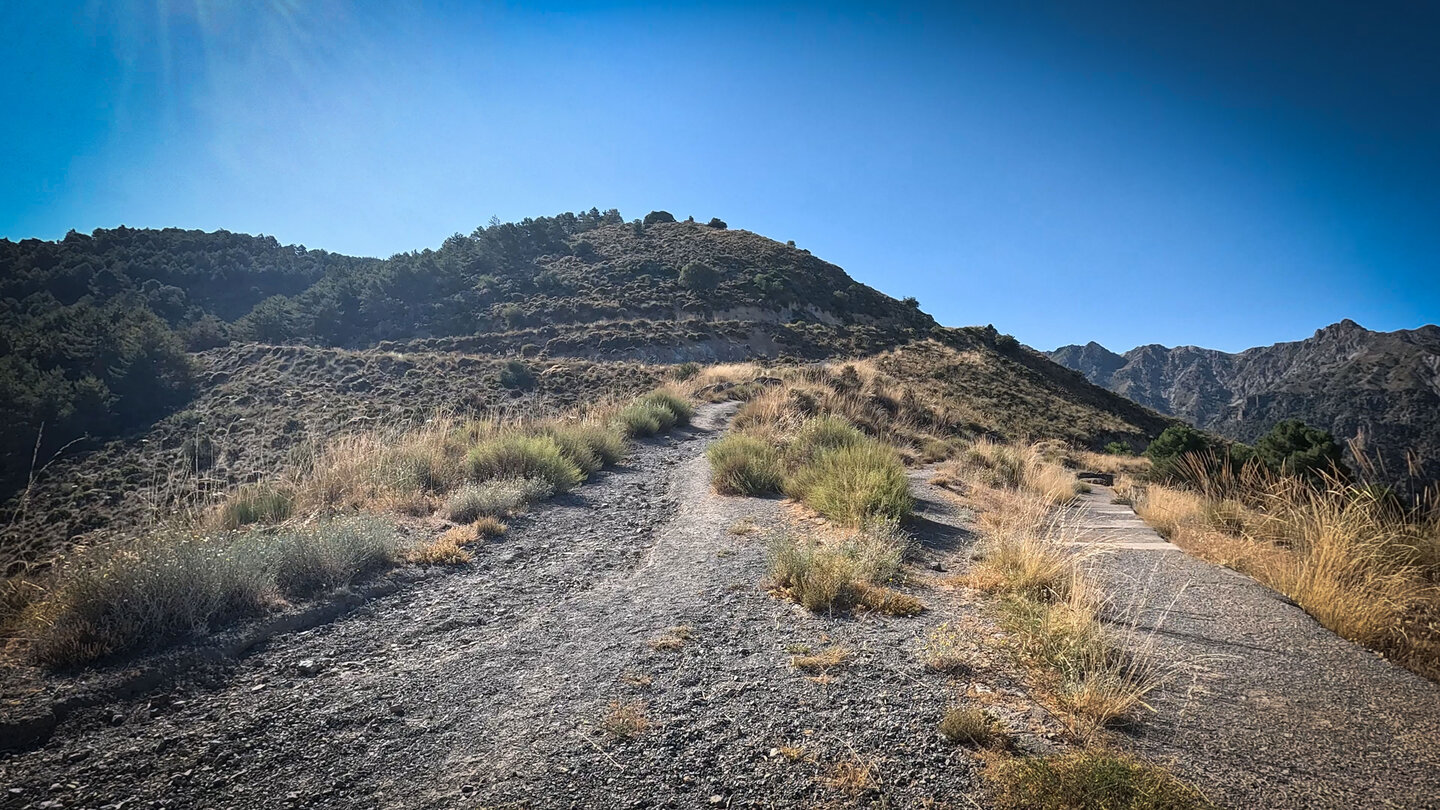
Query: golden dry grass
1129,470,1440,678
600,700,649,739
791,644,851,672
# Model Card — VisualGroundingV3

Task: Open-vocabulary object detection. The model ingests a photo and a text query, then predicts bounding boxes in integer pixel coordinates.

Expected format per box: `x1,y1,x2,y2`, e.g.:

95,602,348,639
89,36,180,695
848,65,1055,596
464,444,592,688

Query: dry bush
769,521,918,614
968,493,1077,601
966,486,1163,727
19,516,402,667
1073,449,1153,477
601,700,649,739
939,706,999,746
821,755,878,795
409,530,473,566
988,749,1213,810
944,440,1083,506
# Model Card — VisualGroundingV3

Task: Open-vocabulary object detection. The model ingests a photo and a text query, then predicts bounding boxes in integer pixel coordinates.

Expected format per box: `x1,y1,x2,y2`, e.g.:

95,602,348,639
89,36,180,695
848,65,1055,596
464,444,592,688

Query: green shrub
708,434,783,495
216,482,295,529
1104,441,1133,456
679,261,719,292
616,404,664,437
785,441,913,527
270,518,402,599
990,750,1212,810
1254,418,1349,481
615,391,692,438
445,477,554,522
671,362,702,381
499,360,536,390
465,434,584,492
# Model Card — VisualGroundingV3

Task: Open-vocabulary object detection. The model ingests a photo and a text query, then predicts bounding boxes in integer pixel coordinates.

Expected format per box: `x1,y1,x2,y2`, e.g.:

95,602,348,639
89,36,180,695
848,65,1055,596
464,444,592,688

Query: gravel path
0,406,1059,809
1073,487,1440,809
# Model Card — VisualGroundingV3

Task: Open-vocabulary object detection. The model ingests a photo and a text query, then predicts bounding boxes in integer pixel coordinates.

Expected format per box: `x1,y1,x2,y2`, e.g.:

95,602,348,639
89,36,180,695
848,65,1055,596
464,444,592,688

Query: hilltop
0,212,1169,572
1050,320,1440,486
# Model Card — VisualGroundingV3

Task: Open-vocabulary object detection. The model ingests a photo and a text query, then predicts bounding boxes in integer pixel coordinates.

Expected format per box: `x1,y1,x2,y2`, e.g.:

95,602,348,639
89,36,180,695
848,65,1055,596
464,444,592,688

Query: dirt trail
1073,487,1440,809
0,405,1056,809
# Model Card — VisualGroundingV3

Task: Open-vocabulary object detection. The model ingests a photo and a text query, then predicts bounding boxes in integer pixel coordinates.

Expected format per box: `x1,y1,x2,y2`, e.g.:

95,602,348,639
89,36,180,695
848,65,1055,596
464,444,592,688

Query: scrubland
1,389,695,668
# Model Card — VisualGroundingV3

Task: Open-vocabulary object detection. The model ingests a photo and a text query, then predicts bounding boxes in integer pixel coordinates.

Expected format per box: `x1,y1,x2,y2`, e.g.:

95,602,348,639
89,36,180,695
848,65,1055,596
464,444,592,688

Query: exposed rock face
1050,320,1440,487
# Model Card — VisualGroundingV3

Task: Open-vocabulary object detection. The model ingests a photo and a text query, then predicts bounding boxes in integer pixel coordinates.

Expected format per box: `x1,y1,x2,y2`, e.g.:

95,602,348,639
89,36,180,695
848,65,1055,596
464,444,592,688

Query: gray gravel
0,405,1054,809
1074,487,1440,809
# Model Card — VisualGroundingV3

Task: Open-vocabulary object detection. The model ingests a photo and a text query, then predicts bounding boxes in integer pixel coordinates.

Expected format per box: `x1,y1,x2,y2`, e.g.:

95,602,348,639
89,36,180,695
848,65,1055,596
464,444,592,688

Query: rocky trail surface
0,405,1063,809
1073,487,1440,809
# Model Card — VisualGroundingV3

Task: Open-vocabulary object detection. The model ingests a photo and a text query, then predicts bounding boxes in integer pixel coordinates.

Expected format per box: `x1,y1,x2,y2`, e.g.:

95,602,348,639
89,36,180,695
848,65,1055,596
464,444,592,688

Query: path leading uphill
1,405,1054,809
1073,487,1440,809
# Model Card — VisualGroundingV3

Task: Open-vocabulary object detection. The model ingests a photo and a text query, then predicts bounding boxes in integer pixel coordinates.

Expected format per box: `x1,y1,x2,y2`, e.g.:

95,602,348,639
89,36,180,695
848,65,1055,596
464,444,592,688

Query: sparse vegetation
19,517,402,667
988,750,1213,810
601,700,650,739
4,389,692,667
1127,455,1440,678
939,705,998,746
768,521,919,614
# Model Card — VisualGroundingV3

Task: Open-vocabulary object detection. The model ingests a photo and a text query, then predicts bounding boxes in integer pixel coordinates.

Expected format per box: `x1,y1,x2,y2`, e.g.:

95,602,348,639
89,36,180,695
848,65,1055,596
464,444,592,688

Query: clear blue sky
4,1,1438,353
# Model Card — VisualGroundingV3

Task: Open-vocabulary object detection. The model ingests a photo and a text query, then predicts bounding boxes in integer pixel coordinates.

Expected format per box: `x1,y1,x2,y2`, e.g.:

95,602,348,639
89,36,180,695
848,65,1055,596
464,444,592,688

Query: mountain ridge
1050,320,1440,486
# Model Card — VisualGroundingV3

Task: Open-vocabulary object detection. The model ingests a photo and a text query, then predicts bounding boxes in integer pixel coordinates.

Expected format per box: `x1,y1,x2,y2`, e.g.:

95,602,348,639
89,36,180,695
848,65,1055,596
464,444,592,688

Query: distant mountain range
1050,320,1440,487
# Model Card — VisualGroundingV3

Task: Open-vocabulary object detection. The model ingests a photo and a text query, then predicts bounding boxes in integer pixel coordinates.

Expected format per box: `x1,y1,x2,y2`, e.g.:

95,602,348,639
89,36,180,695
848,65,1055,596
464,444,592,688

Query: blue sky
4,1,1438,353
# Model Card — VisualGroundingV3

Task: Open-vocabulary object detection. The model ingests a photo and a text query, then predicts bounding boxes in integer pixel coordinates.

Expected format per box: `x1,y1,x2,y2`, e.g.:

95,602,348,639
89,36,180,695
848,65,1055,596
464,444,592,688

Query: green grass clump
543,422,628,473
636,390,694,425
786,415,867,467
707,434,784,495
990,750,1212,810
216,482,295,529
617,389,694,437
465,434,585,492
20,517,402,668
445,477,555,522
785,441,913,527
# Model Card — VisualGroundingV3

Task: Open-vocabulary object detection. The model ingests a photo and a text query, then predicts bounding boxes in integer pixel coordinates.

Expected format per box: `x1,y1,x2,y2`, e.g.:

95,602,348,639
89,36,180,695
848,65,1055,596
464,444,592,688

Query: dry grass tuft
939,705,999,746
790,644,850,672
601,700,650,739
769,521,917,614
648,625,693,651
987,749,1213,810
939,439,1084,506
821,754,879,796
